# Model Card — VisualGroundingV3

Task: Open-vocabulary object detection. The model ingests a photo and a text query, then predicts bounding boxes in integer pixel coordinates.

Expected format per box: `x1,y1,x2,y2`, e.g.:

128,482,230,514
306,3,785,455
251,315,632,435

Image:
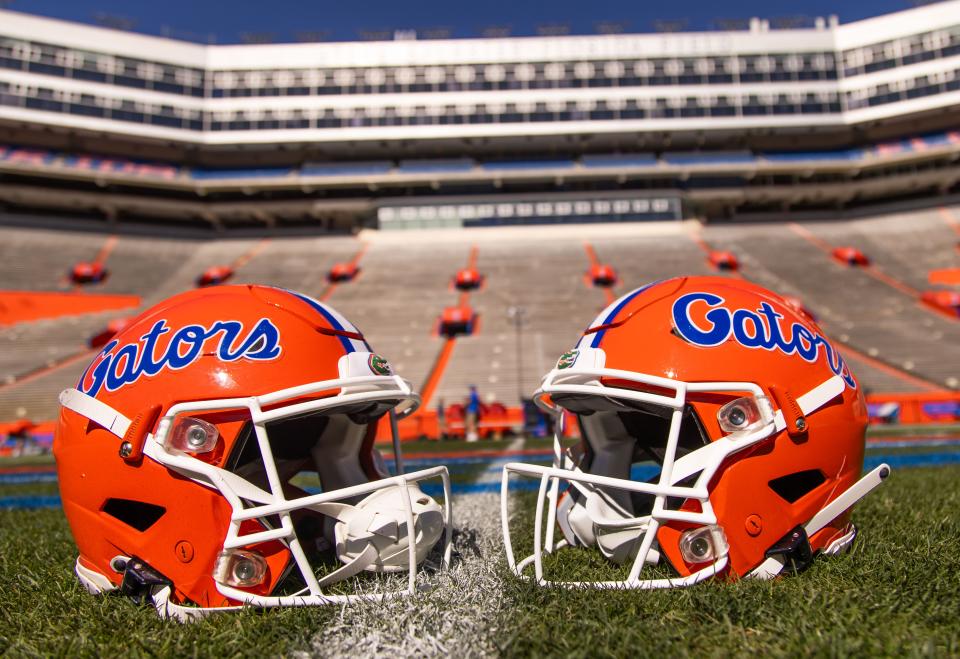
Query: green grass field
1,448,958,656
500,465,960,657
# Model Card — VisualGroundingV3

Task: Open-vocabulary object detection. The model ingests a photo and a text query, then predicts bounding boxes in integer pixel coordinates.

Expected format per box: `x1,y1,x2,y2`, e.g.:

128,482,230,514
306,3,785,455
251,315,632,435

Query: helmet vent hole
768,470,826,504
101,498,166,532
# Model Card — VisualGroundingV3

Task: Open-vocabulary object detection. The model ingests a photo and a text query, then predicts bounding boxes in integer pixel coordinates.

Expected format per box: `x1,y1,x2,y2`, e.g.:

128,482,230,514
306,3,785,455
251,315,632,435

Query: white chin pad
558,493,596,547
559,493,655,565
586,494,647,565
334,484,444,572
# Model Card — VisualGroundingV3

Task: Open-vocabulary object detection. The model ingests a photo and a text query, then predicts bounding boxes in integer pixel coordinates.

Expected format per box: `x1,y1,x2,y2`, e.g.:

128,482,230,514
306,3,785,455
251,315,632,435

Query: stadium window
453,65,475,87
69,94,105,118
679,97,705,117
437,105,455,125
113,59,147,89
530,101,551,122
483,64,507,91
768,55,792,81
27,44,65,77
285,109,309,129
25,87,62,113
151,110,182,128
543,62,565,87
649,60,671,85
587,99,611,120
315,109,336,128
741,95,767,116
739,57,764,83
800,94,823,114
707,58,733,84
771,94,796,115
226,112,250,131
573,61,595,85
602,60,625,85
283,73,310,96
0,41,19,71
113,99,145,123
0,83,20,108
711,96,736,117
499,103,521,123
380,106,398,126
255,111,279,130
364,68,386,90
677,59,701,84
394,67,416,91
946,69,960,92
300,69,323,92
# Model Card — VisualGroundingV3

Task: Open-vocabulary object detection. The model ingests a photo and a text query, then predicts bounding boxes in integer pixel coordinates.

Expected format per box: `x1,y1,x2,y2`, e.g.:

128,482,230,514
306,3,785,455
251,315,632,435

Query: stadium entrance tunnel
588,264,618,288
70,262,108,285
453,268,483,291
196,266,234,287
438,306,477,337
327,262,359,283
708,251,740,272
88,317,134,349
921,290,960,318
831,247,870,267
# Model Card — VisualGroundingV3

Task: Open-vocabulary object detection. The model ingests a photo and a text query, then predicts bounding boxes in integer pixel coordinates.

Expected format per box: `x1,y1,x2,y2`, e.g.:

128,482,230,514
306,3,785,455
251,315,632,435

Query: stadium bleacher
434,238,597,407
703,220,960,391
0,224,109,291
326,240,467,394
2,206,959,423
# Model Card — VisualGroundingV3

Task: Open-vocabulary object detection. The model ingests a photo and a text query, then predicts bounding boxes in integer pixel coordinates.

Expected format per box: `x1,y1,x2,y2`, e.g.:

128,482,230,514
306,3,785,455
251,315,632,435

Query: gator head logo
368,354,392,376
557,349,579,370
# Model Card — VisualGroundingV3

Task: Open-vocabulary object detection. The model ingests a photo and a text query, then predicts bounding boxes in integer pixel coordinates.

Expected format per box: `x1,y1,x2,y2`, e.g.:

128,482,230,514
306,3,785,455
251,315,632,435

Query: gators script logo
671,292,856,388
79,318,282,397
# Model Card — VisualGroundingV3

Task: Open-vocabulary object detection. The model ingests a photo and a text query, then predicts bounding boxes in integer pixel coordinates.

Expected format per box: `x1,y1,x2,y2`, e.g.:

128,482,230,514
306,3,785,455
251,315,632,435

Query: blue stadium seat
581,154,658,168
397,159,474,173
190,167,293,180
480,159,575,171
301,161,393,176
662,152,756,165
761,150,864,162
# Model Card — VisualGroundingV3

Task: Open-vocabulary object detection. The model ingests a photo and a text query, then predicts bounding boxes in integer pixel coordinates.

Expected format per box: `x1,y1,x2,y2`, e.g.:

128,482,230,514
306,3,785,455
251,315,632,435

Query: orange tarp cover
929,269,960,286
0,291,140,326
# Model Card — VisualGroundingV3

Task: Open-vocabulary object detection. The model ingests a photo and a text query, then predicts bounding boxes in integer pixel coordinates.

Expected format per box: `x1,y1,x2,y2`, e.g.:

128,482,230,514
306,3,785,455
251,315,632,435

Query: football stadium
1,0,959,654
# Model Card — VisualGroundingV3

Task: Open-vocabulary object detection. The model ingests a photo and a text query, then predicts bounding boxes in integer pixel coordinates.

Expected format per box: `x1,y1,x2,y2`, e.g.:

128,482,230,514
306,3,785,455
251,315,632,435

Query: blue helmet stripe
288,291,354,353
589,282,655,348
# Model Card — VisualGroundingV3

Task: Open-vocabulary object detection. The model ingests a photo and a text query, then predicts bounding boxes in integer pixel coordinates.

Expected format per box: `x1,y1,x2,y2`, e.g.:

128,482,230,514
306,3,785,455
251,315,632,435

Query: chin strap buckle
120,556,173,604
764,525,814,574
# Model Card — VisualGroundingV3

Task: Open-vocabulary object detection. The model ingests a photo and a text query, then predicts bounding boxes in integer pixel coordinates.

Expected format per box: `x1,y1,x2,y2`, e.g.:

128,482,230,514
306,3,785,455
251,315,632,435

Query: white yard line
305,439,523,658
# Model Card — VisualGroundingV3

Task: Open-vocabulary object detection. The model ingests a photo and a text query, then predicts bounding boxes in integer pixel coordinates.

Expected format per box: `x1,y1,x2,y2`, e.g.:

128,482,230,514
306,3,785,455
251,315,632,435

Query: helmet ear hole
768,470,827,503
101,498,166,532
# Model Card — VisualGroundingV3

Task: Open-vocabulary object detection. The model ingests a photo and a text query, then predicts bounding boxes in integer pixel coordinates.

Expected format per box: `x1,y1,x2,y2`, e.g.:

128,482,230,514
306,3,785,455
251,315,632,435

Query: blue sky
7,0,918,43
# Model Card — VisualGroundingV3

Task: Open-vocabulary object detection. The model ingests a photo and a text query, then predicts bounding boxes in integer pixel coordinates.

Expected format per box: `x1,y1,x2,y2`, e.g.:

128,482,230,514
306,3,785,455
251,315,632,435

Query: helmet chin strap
747,462,890,579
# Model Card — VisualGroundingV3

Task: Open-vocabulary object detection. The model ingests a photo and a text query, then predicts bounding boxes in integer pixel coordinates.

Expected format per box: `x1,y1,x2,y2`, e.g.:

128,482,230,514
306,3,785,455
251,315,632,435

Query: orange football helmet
502,276,889,588
55,285,451,621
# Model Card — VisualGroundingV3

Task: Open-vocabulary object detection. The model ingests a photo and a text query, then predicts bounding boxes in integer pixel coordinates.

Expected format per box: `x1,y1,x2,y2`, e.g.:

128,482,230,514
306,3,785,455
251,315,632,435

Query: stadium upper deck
1,2,959,156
